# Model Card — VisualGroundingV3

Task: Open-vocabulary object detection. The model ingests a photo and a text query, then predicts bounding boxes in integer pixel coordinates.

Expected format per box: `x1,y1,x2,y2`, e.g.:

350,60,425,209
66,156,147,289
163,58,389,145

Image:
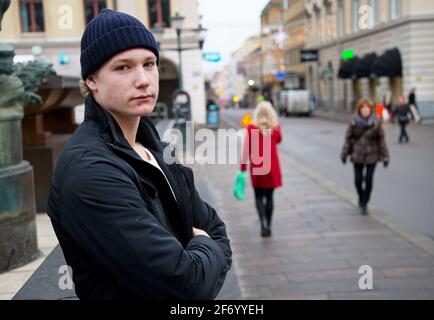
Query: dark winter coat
240,124,282,189
341,117,390,165
47,95,232,300
395,103,412,123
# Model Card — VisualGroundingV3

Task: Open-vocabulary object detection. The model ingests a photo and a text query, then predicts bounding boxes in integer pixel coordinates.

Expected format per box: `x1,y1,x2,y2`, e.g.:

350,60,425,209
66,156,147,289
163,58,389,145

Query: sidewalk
187,118,434,300
0,214,58,300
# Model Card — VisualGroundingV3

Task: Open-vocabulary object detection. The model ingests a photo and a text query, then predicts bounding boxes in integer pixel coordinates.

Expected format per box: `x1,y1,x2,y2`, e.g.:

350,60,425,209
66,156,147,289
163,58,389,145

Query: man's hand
384,160,389,168
193,227,210,238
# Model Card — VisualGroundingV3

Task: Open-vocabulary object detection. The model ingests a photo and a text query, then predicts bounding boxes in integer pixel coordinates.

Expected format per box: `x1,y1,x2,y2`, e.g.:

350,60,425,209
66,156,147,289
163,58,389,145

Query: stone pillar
0,105,39,273
0,33,39,271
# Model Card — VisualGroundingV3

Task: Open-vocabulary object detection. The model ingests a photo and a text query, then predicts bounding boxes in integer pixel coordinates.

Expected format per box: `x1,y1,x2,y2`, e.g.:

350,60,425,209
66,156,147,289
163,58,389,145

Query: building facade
260,0,285,105
229,35,261,107
304,0,434,117
0,0,208,123
282,0,308,89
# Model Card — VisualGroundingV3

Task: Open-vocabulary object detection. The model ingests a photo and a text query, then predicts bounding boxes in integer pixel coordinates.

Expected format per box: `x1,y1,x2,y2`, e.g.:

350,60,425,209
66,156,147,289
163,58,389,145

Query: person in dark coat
240,101,282,237
47,9,231,300
341,99,390,215
395,95,412,143
408,88,417,111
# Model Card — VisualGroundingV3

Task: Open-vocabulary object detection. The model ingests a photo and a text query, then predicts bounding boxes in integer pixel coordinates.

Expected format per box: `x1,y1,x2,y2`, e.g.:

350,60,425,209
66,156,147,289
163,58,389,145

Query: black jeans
354,164,376,207
254,188,274,228
399,121,409,142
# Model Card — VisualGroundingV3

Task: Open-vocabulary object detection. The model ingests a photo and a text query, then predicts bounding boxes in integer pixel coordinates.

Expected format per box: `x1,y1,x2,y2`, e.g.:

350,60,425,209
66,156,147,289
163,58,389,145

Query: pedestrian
408,88,422,123
47,9,231,300
341,99,390,215
384,92,393,123
395,95,412,143
240,101,282,237
408,88,417,111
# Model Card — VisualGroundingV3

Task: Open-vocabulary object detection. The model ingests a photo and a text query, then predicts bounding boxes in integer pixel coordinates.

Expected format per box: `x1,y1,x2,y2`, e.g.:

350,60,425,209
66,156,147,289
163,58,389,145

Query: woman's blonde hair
253,101,278,131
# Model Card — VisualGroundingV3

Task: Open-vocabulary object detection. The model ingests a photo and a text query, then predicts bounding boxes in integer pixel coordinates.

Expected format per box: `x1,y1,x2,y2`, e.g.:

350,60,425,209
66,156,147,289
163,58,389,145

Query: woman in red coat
240,101,282,237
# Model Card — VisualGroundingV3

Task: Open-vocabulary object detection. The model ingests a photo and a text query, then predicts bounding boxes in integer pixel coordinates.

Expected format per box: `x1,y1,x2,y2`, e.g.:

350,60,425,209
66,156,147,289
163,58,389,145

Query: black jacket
47,95,232,300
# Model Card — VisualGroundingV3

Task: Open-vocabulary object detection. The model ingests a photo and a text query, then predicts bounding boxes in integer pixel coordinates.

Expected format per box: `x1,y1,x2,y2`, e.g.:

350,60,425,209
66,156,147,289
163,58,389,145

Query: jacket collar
84,95,163,154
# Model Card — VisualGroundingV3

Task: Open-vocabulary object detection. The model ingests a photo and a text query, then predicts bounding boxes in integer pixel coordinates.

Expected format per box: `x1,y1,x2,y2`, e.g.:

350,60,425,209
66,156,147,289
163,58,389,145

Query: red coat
240,124,282,189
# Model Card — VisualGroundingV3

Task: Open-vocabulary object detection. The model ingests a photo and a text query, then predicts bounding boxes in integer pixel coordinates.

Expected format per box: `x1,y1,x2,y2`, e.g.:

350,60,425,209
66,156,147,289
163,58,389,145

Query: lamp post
170,12,185,90
170,13,207,91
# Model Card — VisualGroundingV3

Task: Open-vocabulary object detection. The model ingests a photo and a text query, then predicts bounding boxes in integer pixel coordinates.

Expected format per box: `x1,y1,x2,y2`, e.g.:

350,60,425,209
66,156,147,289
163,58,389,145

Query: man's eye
144,62,156,68
115,65,129,71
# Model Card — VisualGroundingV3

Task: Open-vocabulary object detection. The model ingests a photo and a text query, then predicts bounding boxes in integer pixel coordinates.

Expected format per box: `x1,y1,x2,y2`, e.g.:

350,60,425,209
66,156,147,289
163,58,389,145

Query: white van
278,90,312,116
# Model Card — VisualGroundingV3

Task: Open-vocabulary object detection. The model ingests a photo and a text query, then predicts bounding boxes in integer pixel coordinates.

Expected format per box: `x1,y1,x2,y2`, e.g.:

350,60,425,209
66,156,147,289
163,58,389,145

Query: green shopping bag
233,171,247,201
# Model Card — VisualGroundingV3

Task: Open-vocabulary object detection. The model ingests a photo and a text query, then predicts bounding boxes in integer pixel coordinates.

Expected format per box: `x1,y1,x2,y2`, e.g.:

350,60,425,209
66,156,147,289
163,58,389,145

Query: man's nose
134,67,150,88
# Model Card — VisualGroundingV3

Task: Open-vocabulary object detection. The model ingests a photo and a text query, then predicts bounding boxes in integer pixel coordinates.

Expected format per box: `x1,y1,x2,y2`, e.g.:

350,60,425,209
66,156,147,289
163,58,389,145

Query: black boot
259,212,271,237
359,193,368,215
360,204,368,215
265,211,272,237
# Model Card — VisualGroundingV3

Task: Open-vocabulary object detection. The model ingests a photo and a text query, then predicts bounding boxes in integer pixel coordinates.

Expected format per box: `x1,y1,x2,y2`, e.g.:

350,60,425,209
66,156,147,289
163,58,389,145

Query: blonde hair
79,79,90,97
253,101,278,131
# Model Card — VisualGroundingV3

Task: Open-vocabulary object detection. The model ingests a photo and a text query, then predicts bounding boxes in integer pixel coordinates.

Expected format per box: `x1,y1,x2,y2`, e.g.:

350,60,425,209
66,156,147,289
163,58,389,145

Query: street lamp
170,12,185,90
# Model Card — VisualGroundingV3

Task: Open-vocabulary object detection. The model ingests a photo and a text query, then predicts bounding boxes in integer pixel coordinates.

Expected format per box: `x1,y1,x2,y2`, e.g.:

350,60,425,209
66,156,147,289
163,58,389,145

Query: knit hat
80,9,159,80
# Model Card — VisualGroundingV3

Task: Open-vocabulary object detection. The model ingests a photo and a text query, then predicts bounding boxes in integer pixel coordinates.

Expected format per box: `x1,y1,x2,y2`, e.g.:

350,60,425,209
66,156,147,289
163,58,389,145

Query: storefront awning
372,48,402,77
353,52,378,79
338,57,359,79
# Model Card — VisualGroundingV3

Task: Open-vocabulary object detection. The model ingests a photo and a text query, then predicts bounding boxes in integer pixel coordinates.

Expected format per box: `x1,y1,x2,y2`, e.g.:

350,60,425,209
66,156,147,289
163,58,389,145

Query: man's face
85,48,159,118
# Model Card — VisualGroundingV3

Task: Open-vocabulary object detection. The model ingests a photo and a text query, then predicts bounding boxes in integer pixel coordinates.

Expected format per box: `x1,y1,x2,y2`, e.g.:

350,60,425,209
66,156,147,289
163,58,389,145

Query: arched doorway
158,57,179,118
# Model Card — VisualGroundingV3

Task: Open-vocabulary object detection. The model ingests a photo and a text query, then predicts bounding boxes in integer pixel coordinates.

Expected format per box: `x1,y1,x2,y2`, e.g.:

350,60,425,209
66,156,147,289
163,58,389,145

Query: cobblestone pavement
188,119,434,300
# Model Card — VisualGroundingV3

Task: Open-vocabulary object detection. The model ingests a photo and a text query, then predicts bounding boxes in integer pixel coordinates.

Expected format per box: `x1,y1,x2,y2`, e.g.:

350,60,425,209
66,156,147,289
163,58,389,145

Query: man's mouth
131,94,154,101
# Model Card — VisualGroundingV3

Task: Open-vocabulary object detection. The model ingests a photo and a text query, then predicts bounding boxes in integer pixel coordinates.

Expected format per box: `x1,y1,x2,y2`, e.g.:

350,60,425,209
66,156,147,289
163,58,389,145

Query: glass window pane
34,2,45,32
148,0,158,28
20,2,30,32
352,0,359,32
85,2,93,24
162,0,170,28
98,1,107,12
370,0,377,26
338,1,345,36
390,0,401,20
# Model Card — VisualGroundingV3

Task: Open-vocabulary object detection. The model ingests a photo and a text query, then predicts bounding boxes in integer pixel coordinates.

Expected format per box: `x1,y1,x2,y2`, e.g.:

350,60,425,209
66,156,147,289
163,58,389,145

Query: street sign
342,49,355,60
300,50,319,62
240,113,253,127
203,52,221,62
275,71,285,80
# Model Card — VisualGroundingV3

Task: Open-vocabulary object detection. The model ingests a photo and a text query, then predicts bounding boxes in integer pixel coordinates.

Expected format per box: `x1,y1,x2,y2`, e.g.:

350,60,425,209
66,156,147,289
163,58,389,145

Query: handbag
233,171,247,201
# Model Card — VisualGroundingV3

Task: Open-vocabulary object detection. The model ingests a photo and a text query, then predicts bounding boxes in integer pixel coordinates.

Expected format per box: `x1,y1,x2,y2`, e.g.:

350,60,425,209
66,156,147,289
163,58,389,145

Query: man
408,88,422,123
395,95,411,143
47,9,232,300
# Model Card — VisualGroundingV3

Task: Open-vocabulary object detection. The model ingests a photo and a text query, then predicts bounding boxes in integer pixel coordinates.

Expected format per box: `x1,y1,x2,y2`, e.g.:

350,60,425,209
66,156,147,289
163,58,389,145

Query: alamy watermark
358,265,373,290
58,5,73,30
359,5,375,30
161,122,273,175
58,265,74,290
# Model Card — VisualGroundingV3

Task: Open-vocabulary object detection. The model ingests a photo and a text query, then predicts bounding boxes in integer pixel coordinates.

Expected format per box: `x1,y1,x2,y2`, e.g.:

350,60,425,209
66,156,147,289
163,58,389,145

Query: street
221,108,434,239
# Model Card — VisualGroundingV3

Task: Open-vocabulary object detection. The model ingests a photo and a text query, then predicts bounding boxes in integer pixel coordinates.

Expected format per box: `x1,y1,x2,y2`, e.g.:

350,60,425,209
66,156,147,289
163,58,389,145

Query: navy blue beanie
80,9,159,80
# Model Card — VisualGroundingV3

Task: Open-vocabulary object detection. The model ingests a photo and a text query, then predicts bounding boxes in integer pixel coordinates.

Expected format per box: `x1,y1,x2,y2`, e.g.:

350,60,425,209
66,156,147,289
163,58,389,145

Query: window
283,0,289,10
370,0,378,27
84,0,107,24
337,0,345,37
148,0,171,28
352,0,360,32
19,0,45,32
390,0,401,20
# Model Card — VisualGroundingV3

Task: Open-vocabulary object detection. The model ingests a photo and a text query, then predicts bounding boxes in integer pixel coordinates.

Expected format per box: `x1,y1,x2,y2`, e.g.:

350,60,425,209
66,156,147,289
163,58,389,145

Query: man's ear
85,74,98,92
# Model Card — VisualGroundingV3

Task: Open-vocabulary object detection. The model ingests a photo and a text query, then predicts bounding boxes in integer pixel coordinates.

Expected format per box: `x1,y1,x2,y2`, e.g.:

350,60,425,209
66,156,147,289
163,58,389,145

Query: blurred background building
304,0,434,117
282,0,308,91
0,0,208,123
